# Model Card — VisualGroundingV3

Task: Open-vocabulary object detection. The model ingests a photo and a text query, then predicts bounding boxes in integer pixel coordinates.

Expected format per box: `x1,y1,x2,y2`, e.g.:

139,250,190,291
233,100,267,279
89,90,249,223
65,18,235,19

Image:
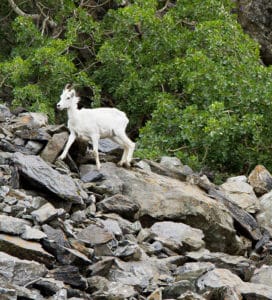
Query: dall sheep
57,84,135,170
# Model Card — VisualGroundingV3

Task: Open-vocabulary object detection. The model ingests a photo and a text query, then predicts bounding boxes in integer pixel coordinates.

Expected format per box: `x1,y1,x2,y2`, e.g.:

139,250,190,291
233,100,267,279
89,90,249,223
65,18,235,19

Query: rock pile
0,104,272,299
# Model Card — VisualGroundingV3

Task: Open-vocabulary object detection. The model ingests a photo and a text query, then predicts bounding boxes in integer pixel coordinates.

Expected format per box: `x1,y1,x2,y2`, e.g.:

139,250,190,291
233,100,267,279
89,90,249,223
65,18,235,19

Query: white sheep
57,84,135,170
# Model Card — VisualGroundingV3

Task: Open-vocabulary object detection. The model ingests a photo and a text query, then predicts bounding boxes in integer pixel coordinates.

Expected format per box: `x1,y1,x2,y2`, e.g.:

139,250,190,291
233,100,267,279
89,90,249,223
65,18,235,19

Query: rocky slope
1,104,272,299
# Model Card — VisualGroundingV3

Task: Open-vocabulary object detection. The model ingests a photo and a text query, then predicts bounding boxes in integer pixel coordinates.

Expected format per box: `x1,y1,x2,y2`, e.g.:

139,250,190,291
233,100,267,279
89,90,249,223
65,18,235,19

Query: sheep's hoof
117,161,130,168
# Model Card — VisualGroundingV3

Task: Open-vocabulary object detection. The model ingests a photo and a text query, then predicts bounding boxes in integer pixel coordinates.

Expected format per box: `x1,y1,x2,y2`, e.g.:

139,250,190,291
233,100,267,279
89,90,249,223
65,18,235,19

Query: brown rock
41,132,69,163
248,165,272,196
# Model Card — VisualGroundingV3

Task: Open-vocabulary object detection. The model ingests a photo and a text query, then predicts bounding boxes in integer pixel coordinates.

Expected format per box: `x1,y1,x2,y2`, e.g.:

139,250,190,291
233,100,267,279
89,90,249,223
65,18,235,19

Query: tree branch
7,0,57,29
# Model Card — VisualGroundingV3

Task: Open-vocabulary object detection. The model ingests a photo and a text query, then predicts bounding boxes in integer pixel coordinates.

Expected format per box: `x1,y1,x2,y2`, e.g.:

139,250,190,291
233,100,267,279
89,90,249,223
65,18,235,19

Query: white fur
57,84,135,170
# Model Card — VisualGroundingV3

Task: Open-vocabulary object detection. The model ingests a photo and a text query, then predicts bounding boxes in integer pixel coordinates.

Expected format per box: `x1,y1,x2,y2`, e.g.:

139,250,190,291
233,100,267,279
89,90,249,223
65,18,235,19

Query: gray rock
41,132,69,163
0,215,31,235
160,156,183,168
12,152,83,204
98,138,122,153
150,221,205,253
31,202,58,223
0,233,55,267
97,194,140,220
0,251,47,286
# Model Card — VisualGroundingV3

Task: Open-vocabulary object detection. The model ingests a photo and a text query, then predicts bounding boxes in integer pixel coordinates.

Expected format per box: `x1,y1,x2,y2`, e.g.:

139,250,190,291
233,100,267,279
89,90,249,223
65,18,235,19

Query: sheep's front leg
91,135,101,170
59,131,76,160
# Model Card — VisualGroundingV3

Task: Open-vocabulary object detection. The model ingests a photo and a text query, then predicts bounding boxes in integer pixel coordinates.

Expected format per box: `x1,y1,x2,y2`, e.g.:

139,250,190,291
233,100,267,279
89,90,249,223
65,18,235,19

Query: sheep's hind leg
112,133,134,167
90,135,101,170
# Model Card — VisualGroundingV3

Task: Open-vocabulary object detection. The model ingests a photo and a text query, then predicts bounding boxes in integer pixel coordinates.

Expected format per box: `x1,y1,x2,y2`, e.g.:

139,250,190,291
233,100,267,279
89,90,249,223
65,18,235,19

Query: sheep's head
57,84,79,110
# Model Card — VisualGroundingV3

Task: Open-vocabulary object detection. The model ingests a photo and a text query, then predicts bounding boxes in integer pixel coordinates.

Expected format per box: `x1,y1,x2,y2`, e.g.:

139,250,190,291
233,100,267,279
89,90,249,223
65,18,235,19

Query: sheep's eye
66,97,70,100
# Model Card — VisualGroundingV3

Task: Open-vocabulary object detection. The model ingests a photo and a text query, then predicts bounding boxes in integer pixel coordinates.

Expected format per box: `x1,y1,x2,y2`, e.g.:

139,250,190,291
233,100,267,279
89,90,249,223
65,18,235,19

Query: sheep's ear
71,91,75,97
64,83,73,90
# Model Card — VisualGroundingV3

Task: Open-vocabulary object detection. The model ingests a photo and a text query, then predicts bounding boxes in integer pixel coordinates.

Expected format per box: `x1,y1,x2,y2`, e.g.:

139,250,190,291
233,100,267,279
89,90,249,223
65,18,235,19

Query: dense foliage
1,0,272,174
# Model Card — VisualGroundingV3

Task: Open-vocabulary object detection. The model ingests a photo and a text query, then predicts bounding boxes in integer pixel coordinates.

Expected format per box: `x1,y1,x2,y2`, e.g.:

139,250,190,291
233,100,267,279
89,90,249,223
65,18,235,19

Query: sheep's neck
67,103,79,121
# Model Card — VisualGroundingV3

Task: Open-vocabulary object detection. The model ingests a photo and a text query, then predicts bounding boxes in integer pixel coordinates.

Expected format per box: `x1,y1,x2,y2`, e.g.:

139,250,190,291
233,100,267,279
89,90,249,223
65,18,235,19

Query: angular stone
0,233,55,267
0,251,47,286
12,152,83,204
220,180,260,213
31,202,58,223
41,132,69,163
0,215,31,235
97,194,140,220
150,221,205,253
77,223,114,245
248,165,272,196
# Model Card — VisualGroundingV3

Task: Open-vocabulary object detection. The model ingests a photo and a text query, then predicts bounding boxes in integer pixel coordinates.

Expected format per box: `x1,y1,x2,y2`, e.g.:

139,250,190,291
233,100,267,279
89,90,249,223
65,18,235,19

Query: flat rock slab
0,251,47,286
12,152,83,204
0,233,55,267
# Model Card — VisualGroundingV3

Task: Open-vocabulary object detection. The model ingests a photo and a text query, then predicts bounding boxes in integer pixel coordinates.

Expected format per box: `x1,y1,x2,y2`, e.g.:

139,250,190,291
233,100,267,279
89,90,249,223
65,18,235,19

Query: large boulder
81,163,244,254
